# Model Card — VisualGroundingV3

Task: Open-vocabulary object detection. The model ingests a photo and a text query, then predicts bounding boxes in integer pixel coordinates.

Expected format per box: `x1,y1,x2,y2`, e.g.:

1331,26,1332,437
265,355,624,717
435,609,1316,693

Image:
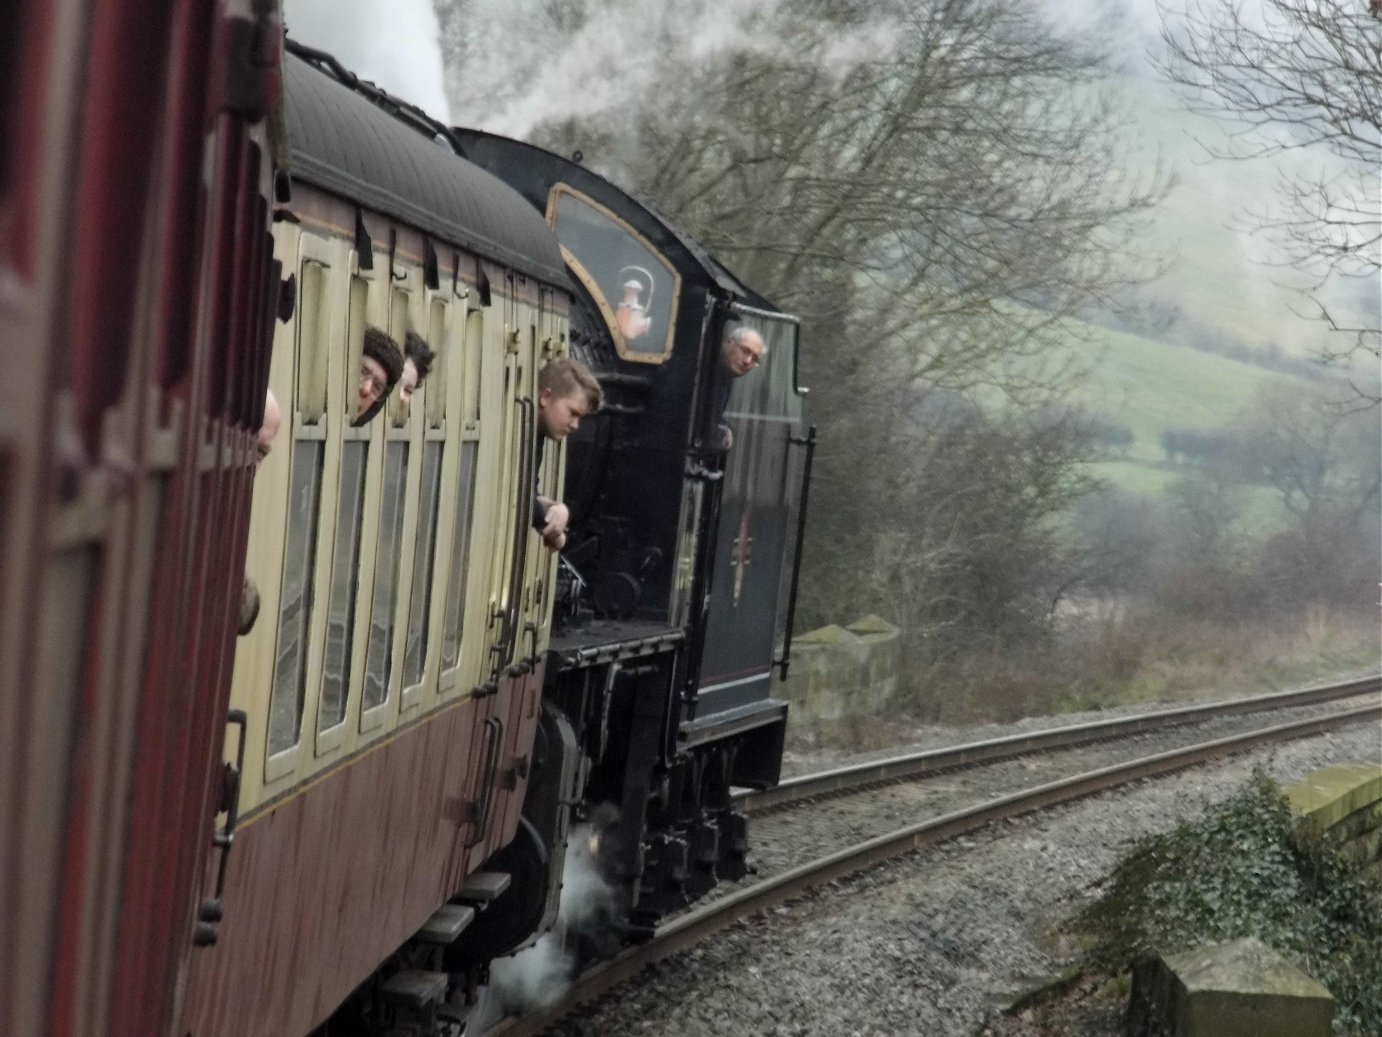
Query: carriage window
425,296,448,428
318,439,368,733
268,439,325,755
401,440,443,687
547,185,680,364
441,441,480,670
296,262,330,423
390,286,408,337
463,310,482,424
362,440,409,712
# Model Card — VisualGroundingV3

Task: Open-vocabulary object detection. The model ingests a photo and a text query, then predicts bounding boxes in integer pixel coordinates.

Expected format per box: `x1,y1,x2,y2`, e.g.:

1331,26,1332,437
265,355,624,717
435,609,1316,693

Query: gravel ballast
546,721,1380,1037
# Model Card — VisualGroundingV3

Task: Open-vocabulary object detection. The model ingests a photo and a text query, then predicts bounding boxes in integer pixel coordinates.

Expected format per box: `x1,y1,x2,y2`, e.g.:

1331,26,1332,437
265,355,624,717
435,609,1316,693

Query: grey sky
278,0,1372,358
283,0,450,119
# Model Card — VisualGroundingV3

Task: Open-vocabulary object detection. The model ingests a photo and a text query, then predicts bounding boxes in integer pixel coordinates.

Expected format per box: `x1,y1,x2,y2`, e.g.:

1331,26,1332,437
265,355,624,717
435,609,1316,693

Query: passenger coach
179,47,573,1035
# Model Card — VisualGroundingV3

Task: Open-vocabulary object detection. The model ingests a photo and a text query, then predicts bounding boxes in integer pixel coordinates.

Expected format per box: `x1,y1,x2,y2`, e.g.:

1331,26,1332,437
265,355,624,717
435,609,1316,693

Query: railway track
482,676,1380,1037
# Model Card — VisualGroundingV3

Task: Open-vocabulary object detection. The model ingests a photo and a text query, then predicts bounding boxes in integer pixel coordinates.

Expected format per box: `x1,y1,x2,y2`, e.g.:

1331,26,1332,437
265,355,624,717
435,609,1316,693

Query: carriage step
415,903,476,945
458,870,510,905
378,969,448,1011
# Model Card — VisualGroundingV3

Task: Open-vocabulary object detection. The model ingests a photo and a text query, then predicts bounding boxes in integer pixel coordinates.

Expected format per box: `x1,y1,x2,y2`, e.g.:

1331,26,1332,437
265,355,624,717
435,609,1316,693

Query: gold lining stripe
545,184,681,364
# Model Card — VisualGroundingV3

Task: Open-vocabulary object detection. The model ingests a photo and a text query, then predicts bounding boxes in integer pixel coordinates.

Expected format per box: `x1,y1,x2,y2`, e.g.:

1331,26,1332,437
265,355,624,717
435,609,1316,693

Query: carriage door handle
194,708,248,947
465,717,504,848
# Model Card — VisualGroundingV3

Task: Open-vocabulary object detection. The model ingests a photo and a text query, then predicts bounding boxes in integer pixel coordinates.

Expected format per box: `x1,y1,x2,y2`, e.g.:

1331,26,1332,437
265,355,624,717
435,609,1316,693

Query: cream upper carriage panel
226,51,572,815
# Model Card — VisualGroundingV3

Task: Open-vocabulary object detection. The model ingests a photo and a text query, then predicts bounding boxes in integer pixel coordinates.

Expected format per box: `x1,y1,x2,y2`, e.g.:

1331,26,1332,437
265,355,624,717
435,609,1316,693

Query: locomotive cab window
546,185,680,365
723,313,799,425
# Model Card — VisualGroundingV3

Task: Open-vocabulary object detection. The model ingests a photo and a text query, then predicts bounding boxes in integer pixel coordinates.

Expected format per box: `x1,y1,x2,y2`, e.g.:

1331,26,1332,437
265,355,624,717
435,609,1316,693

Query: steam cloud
483,824,620,1018
283,0,451,120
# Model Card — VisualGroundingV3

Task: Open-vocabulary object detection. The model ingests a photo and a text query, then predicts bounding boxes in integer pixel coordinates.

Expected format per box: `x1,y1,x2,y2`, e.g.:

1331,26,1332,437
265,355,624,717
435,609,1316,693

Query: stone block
845,614,899,641
795,624,860,646
1328,801,1382,842
779,618,900,724
1286,763,1382,833
1340,825,1382,865
1127,938,1333,1037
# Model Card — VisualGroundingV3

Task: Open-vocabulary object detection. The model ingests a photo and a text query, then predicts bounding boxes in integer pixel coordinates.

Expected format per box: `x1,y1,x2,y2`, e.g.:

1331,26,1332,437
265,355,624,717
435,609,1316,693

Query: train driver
533,357,602,551
714,324,765,451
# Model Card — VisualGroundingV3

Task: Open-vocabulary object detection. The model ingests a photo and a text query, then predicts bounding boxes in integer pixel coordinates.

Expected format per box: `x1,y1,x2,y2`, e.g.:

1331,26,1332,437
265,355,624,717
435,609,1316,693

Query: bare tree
461,0,1167,682
1232,381,1382,521
1158,0,1382,382
539,0,1166,395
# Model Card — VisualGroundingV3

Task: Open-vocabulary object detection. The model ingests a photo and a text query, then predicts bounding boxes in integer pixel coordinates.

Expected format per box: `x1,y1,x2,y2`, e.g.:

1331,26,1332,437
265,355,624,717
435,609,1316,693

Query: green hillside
1069,317,1298,465
1063,315,1321,530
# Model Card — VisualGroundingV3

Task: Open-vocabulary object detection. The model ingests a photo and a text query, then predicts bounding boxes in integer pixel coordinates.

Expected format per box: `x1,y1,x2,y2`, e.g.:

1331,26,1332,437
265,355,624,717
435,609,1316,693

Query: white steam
484,932,570,1013
438,0,896,138
283,0,451,121
483,824,620,1017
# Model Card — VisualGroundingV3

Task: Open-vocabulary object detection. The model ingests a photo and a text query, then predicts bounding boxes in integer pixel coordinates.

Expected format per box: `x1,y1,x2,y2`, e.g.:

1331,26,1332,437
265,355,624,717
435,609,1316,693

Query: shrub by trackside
1067,771,1382,1035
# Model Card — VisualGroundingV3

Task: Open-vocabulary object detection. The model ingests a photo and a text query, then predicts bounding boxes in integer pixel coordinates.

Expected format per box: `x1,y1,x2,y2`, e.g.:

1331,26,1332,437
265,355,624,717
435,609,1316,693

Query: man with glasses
713,325,765,452
354,326,404,424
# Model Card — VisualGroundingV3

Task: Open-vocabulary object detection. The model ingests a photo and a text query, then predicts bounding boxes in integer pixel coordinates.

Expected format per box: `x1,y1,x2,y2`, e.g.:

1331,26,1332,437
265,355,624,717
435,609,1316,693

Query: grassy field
1068,316,1299,464
1052,314,1317,533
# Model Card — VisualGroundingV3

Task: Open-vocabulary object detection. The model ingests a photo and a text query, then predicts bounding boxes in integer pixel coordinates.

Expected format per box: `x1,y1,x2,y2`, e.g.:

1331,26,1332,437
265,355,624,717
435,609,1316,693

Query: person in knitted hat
355,326,404,424
398,331,435,406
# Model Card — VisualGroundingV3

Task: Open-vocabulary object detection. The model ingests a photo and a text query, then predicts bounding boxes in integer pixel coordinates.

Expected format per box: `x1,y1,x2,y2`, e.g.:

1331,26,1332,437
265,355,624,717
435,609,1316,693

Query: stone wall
778,615,900,724
1285,762,1382,875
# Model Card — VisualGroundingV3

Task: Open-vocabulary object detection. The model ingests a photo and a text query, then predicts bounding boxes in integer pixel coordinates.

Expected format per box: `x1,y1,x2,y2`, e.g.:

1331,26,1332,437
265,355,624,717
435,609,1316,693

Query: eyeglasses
737,344,763,367
359,361,386,397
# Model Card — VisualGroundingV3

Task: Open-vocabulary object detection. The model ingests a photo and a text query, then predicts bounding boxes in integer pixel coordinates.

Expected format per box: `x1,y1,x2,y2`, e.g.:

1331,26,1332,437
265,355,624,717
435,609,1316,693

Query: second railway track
741,673,1380,814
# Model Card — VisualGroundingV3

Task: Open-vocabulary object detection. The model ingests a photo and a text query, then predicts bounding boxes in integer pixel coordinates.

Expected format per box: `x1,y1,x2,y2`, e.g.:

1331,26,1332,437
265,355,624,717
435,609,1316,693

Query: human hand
541,501,570,539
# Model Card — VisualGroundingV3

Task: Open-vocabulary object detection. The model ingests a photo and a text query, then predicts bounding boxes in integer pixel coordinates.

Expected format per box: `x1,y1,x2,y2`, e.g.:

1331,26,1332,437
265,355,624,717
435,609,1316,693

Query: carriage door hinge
223,11,283,121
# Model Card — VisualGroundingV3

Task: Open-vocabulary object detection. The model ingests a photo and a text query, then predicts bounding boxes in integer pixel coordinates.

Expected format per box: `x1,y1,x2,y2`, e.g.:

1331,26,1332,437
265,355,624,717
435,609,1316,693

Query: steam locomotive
3,14,811,1036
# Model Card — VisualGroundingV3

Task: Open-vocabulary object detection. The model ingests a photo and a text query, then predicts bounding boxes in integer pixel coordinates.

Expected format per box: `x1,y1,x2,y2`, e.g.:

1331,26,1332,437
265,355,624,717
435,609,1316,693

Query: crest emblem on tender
731,510,753,606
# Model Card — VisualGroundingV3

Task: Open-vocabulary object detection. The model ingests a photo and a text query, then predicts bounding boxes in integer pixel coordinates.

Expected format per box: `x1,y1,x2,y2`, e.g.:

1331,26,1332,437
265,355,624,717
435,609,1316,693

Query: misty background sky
281,0,1375,361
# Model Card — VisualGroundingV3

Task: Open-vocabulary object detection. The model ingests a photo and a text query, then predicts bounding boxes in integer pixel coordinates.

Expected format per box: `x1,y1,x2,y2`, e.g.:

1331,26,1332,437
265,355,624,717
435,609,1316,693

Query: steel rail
739,673,1381,813
486,698,1380,1037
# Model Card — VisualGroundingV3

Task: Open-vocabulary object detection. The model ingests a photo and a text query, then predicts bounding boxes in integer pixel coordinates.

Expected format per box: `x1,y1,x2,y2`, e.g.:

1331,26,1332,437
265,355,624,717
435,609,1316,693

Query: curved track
484,676,1380,1036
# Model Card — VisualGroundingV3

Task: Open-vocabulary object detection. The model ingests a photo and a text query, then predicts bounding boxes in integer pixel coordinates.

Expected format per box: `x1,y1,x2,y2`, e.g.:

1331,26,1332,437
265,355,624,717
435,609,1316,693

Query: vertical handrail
490,393,532,678
504,397,535,672
465,716,504,848
774,424,816,681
